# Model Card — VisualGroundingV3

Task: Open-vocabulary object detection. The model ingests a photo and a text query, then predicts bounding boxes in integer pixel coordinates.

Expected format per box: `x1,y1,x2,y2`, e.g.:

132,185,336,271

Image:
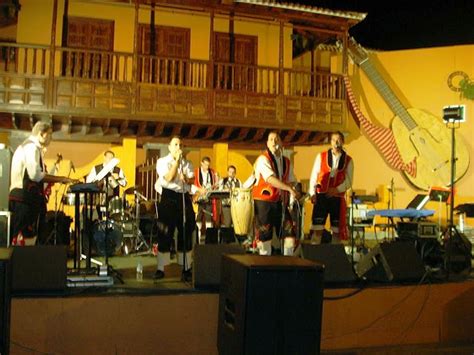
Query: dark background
295,0,474,50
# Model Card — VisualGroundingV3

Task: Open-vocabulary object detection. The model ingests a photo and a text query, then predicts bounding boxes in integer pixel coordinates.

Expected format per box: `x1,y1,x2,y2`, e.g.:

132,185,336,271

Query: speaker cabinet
11,246,67,293
193,243,245,288
302,243,356,284
218,255,324,355
0,148,11,212
356,241,425,282
0,248,12,355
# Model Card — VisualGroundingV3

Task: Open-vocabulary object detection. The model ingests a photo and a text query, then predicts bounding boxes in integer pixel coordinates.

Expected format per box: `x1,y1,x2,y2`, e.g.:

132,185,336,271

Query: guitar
348,38,470,190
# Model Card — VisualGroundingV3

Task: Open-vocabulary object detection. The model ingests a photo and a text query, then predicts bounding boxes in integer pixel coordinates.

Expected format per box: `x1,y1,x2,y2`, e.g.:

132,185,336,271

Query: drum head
93,221,123,256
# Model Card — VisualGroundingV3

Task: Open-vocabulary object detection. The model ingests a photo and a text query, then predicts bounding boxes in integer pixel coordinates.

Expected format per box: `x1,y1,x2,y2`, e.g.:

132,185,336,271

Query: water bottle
136,261,143,281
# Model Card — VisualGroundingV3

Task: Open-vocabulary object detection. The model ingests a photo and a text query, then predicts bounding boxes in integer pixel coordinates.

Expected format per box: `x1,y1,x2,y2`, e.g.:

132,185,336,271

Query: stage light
442,105,466,122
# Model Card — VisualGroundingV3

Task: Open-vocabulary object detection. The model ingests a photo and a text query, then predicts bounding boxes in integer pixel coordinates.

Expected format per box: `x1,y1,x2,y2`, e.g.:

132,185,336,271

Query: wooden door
214,32,257,91
137,24,190,84
64,17,114,79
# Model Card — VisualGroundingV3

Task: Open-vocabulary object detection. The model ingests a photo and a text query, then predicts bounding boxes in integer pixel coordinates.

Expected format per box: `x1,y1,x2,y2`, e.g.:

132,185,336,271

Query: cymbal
124,185,143,194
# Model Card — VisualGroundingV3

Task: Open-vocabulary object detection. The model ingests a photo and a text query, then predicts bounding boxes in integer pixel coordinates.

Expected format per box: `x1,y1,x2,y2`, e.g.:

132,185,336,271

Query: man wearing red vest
252,131,300,256
309,131,354,243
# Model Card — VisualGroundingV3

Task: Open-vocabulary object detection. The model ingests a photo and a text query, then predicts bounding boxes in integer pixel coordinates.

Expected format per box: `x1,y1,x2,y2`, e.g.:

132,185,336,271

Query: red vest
316,150,351,196
252,150,290,202
194,167,217,189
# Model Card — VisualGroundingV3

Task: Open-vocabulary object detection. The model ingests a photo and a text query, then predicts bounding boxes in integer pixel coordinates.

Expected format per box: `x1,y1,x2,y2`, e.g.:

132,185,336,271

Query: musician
252,131,299,256
86,150,127,197
219,165,241,227
193,156,219,243
309,131,353,243
154,136,195,280
86,150,127,220
9,121,74,246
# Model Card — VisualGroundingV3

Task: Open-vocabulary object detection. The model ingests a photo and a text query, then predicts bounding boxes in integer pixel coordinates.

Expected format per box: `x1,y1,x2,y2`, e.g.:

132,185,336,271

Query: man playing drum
252,131,300,256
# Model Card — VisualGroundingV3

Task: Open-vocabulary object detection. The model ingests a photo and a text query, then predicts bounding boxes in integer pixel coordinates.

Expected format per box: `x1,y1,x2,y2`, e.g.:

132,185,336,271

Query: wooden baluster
14,47,18,73
42,49,46,75
32,48,37,75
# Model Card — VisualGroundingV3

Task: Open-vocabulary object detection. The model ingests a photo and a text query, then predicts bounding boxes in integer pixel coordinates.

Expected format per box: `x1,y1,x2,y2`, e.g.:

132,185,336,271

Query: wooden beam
102,118,110,135
252,128,266,142
283,129,296,143
220,126,233,141
293,131,311,145
154,121,164,136
171,123,182,136
137,121,147,137
234,127,249,142
187,124,200,139
203,125,217,139
120,120,129,135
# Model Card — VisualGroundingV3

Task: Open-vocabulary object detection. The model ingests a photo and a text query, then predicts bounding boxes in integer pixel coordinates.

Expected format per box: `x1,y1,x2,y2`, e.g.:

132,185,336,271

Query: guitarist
9,121,75,246
309,131,354,244
193,156,219,243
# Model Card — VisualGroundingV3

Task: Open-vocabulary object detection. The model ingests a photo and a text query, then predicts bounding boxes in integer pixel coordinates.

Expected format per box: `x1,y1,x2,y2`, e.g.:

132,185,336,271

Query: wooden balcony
0,43,346,147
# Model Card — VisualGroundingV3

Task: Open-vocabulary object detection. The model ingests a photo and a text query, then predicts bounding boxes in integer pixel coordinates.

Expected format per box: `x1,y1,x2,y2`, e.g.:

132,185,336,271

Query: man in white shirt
9,121,74,246
309,131,354,243
154,136,195,281
252,131,300,256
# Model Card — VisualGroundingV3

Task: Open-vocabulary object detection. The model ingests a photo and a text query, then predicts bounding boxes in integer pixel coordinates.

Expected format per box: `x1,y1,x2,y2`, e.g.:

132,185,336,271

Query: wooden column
208,10,215,118
48,0,59,109
150,1,156,83
278,20,284,122
342,27,349,100
61,0,69,47
131,0,140,114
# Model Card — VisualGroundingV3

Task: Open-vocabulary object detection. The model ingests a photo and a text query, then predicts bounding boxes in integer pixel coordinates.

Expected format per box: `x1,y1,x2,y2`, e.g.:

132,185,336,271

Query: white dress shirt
254,152,296,184
155,154,194,193
10,136,45,191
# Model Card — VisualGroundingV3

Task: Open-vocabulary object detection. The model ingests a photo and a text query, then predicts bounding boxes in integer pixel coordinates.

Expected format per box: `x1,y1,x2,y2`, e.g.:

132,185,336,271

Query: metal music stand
92,158,123,283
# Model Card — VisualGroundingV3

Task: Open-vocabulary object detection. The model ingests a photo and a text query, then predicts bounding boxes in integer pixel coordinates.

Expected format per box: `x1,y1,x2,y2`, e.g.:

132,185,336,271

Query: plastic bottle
136,261,143,281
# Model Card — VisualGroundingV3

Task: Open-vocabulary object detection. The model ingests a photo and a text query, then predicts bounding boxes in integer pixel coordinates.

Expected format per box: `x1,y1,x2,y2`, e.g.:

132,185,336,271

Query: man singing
252,131,299,256
154,136,195,281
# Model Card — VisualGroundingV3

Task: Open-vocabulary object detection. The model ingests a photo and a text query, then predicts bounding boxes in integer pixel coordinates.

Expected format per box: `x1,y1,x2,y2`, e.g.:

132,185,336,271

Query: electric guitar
348,38,470,190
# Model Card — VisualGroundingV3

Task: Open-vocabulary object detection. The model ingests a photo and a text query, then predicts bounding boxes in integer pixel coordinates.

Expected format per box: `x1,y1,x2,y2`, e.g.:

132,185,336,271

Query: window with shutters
137,24,190,84
63,17,114,79
214,32,257,91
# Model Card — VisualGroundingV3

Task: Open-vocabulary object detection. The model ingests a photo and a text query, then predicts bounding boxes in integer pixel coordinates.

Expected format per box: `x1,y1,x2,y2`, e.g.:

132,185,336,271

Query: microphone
70,161,76,173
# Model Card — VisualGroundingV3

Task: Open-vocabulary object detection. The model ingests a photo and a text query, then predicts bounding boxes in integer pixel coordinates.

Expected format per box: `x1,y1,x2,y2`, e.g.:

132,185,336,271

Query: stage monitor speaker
11,246,67,293
193,243,245,288
444,231,472,275
356,241,425,282
218,254,324,355
0,248,12,355
302,243,357,284
0,148,11,212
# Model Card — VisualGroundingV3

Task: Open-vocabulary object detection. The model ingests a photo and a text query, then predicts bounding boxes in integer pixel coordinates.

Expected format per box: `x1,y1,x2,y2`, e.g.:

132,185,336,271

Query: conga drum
230,188,254,236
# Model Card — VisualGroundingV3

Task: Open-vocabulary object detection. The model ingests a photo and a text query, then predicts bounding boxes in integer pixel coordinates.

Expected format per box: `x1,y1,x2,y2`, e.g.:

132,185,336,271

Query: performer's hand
310,194,317,204
288,186,299,200
173,149,183,162
112,173,119,179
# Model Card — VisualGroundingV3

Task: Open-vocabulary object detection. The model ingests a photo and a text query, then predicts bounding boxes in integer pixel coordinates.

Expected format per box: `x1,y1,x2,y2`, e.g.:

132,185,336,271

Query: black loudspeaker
356,241,426,282
302,243,356,284
0,213,10,247
218,255,324,355
206,227,236,244
0,148,11,212
193,243,245,288
11,246,67,293
0,249,12,355
444,230,472,275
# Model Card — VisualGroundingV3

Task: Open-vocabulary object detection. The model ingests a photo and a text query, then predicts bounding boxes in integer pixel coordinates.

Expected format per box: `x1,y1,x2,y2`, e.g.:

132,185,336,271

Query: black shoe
182,269,192,282
153,270,165,280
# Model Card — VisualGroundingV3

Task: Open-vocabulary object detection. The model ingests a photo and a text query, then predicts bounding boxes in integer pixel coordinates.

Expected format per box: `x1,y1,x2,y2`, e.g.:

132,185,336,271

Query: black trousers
9,188,45,240
254,200,293,242
157,188,195,252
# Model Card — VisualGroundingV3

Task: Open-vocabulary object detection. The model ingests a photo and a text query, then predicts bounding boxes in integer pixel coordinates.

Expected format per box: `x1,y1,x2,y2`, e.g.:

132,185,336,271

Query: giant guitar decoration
347,38,470,190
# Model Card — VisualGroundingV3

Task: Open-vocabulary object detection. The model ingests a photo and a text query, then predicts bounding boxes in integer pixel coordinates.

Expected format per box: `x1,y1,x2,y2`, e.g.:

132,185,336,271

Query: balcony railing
0,42,346,129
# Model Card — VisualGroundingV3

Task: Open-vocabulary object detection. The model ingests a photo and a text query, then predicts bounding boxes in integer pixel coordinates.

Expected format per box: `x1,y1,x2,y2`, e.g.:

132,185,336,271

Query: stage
6,254,474,355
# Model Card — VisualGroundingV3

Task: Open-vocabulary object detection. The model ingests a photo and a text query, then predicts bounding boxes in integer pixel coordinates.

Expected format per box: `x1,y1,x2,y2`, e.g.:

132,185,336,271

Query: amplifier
397,222,438,239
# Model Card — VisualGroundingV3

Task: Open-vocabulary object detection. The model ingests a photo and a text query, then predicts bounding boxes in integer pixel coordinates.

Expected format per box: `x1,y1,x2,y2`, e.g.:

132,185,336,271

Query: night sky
299,0,474,50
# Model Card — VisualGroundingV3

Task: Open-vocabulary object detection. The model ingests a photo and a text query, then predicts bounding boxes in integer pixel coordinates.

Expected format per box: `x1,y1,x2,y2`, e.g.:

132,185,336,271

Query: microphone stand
179,157,189,282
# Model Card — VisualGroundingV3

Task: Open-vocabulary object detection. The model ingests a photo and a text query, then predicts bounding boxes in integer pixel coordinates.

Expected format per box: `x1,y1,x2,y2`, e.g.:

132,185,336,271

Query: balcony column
131,0,139,114
48,0,59,109
277,20,284,123
213,142,229,179
208,10,215,118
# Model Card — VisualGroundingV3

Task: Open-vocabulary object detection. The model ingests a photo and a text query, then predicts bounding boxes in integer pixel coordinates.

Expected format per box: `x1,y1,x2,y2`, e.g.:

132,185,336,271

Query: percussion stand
133,190,151,254
44,166,72,245
103,174,123,284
